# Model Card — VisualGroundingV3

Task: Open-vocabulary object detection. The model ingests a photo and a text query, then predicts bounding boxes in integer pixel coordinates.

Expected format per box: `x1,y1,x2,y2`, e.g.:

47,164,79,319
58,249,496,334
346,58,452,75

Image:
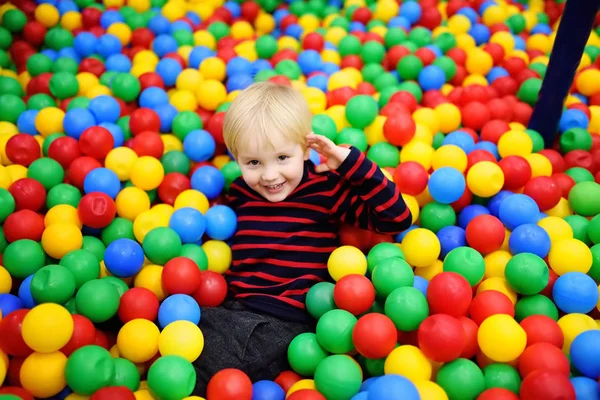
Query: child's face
236,133,306,202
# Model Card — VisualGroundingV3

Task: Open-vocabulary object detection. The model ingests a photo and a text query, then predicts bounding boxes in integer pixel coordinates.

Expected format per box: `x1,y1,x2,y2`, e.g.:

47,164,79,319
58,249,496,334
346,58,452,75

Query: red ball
118,287,160,324
131,27,154,48
68,156,102,190
519,342,571,378
157,172,191,205
274,371,302,394
564,149,593,171
427,272,473,317
461,101,491,130
550,172,576,198
192,270,228,307
387,46,411,70
23,21,47,47
523,176,562,211
417,314,466,362
520,370,576,400
8,178,46,212
513,101,533,125
0,309,33,357
94,329,111,350
538,149,565,173
465,214,505,255
468,290,514,326
79,57,106,77
206,369,252,400
139,72,165,90
78,192,117,228
383,113,416,146
352,313,397,359
162,257,202,295
302,32,324,51
466,150,497,172
79,126,114,160
393,161,428,195
458,316,479,359
129,108,161,136
333,274,375,316
520,315,564,349
492,76,519,97
487,98,512,121
327,87,356,107
341,55,364,70
48,136,83,169
477,388,520,400
287,390,326,400
3,209,44,242
90,386,136,400
380,102,410,118
5,134,41,167
389,91,418,113
131,131,164,159
60,314,96,357
206,111,226,146
499,155,532,190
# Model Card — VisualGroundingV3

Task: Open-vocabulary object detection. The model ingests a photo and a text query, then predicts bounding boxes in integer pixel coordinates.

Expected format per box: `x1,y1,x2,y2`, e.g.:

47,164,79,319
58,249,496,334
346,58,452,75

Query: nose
261,166,279,182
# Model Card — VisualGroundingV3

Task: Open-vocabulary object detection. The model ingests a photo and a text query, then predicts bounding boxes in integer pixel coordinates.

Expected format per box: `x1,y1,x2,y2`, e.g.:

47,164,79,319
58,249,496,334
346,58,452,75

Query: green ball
569,181,600,216
419,202,457,233
0,94,26,124
397,55,423,81
564,215,591,245
45,27,74,50
65,345,115,395
59,249,101,289
588,244,600,282
1,9,27,32
207,21,230,40
27,157,65,190
0,26,12,49
525,129,545,153
588,215,600,244
338,35,362,57
0,228,7,254
255,35,278,59
143,227,182,265
384,286,428,331
275,60,302,80
336,127,368,152
221,161,242,191
75,279,121,322
254,69,277,83
315,309,357,354
3,239,45,279
288,332,329,376
361,40,385,64
367,142,400,168
103,276,129,297
28,93,57,110
161,150,191,175
82,235,106,261
66,96,90,111
117,116,133,141
397,82,423,103
483,363,521,394
529,63,546,79
111,73,141,102
367,242,405,273
147,355,196,400
504,253,549,295
434,32,457,53
0,76,22,96
46,183,82,208
362,63,385,84
314,355,362,400
432,132,445,149
312,114,337,141
565,167,595,184
443,247,485,287
102,218,135,245
180,244,208,270
305,282,336,320
172,111,202,141
432,56,457,81
372,257,414,299
111,357,141,392
514,294,559,321
436,358,486,400
30,265,77,305
49,72,79,100
384,27,407,47
560,128,592,153
408,26,432,47
52,57,79,74
345,95,378,129
507,13,526,33
517,78,542,106
0,188,15,223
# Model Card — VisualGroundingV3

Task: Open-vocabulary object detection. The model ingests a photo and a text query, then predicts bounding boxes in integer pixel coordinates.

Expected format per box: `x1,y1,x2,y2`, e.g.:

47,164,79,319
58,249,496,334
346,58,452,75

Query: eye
278,155,289,161
247,160,260,166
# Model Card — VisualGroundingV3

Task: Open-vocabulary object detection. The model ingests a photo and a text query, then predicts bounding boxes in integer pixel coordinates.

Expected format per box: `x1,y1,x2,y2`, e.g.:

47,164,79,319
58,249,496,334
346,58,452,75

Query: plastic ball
333,274,375,316
158,320,204,362
41,223,83,259
465,214,505,254
352,313,397,360
401,228,441,268
147,355,196,400
104,238,145,278
75,279,120,323
466,161,504,197
436,358,485,400
478,314,527,362
548,238,592,275
314,355,362,400
117,318,160,363
327,246,367,281
65,345,115,395
22,303,73,353
366,374,420,400
130,156,164,191
206,368,252,400
426,272,472,317
428,167,466,204
19,351,68,398
418,314,466,362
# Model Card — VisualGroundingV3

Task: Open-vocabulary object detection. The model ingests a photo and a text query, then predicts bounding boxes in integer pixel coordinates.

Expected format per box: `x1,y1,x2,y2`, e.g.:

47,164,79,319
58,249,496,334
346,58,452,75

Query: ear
303,147,311,161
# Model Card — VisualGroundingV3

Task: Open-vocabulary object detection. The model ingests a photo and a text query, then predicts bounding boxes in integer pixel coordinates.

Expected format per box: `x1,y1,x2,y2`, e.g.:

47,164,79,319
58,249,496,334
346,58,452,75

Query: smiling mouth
264,182,285,192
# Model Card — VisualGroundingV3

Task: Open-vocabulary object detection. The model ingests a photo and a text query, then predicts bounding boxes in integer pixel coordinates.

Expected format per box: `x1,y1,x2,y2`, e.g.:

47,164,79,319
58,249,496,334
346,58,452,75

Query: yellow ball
482,5,507,26
134,264,167,301
133,210,165,243
158,320,205,362
365,115,386,146
230,20,254,40
0,165,13,189
403,194,420,225
170,90,198,112
466,161,504,198
373,0,399,23
162,134,183,153
35,107,65,138
302,87,327,115
130,156,164,191
526,33,551,53
434,103,461,133
548,238,592,275
107,22,132,46
35,3,60,27
105,147,138,181
193,30,216,49
415,380,449,400
288,379,316,396
537,216,574,244
325,105,348,132
478,314,526,362
525,153,553,178
117,318,160,363
447,14,471,35
255,12,275,34
544,197,572,218
400,141,434,171
413,108,439,136
174,189,210,214
402,228,441,268
466,48,494,75
202,240,232,274
199,57,226,81
431,144,467,172
176,68,203,91
327,245,367,281
498,129,533,158
477,277,518,304
133,50,159,67
128,0,151,12
161,1,186,21
558,313,598,353
60,11,82,31
196,79,227,111
41,223,83,259
0,266,11,294
116,186,151,221
22,303,74,353
483,250,511,279
384,345,432,382
44,204,82,228
490,31,515,54
6,164,26,183
20,352,68,398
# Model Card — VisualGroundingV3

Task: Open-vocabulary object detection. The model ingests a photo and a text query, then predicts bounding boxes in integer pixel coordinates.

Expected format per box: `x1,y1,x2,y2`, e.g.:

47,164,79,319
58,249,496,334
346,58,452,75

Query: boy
192,81,412,395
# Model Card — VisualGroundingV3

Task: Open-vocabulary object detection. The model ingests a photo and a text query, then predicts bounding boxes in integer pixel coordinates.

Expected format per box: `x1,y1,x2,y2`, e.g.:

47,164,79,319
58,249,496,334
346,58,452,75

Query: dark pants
192,300,311,396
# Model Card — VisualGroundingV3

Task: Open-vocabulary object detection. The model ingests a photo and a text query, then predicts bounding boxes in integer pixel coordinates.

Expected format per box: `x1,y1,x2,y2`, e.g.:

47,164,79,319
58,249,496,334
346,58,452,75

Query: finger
314,163,330,173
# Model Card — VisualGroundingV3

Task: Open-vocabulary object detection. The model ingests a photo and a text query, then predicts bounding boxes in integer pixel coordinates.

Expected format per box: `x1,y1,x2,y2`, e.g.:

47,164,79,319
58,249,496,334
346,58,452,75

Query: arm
330,146,412,235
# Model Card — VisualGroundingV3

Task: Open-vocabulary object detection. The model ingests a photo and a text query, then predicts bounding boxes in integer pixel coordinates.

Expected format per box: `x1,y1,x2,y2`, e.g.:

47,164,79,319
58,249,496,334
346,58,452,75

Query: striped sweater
225,146,412,323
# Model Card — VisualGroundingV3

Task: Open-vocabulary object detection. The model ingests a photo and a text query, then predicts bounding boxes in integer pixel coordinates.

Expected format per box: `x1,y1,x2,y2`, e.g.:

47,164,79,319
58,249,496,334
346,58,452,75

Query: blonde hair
223,81,312,158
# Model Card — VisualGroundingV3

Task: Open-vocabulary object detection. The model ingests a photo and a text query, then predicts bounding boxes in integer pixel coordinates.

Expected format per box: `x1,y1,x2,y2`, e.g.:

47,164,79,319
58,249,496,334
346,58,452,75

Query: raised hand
306,133,352,173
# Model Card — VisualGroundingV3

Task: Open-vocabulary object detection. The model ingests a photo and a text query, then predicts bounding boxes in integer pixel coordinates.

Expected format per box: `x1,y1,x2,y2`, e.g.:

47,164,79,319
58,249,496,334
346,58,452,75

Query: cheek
240,168,260,185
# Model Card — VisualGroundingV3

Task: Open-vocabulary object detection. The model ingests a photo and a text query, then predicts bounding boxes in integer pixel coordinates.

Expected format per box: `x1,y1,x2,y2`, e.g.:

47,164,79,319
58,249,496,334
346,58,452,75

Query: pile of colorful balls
1,0,600,398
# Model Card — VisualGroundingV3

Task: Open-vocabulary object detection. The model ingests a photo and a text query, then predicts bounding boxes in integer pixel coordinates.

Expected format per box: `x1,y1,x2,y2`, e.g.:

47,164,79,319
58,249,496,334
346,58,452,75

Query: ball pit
1,0,600,399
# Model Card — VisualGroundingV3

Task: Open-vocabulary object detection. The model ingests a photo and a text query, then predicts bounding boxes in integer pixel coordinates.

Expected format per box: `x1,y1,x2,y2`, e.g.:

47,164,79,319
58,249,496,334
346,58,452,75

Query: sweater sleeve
330,146,412,235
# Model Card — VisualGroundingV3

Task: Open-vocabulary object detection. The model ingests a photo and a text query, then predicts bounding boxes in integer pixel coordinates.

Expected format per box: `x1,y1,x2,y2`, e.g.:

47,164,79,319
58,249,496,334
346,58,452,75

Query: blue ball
437,225,466,258
388,16,411,30
153,103,179,133
307,74,328,92
73,32,98,57
226,73,254,92
191,166,225,200
18,275,37,309
322,61,340,75
58,48,80,63
188,46,216,69
205,205,237,241
224,1,241,17
148,15,171,35
559,109,589,133
105,54,132,73
285,24,303,40
252,380,285,400
468,23,490,45
63,108,96,139
360,377,379,392
183,129,216,162
473,141,499,159
443,130,476,153
152,34,179,58
487,66,509,83
140,87,170,109
570,329,600,379
169,207,206,244
157,294,201,328
458,204,489,229
99,122,125,147
95,34,122,59
99,10,123,29
456,7,478,23
351,393,368,400
40,49,58,61
298,50,324,75
155,58,183,87
508,223,551,258
309,148,322,165
349,22,366,32
487,190,512,218
428,167,466,204
171,21,192,32
513,35,526,51
498,194,540,231
83,168,121,199
57,1,77,15
0,293,23,317
418,65,446,91
227,56,253,77
399,1,421,24
570,377,600,400
413,276,429,297
17,109,39,135
88,95,121,124
104,238,145,278
367,374,420,400
553,272,599,314
252,59,273,75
